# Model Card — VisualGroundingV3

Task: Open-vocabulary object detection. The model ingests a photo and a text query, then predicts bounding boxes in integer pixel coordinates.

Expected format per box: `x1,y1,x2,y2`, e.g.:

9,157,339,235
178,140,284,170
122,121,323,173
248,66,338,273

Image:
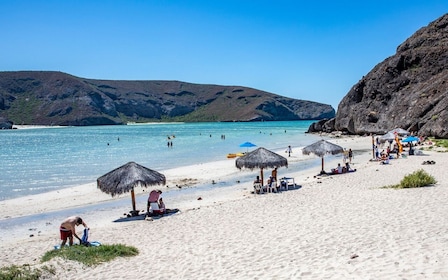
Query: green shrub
434,139,448,149
0,244,138,279
386,169,437,189
0,264,55,280
41,244,138,267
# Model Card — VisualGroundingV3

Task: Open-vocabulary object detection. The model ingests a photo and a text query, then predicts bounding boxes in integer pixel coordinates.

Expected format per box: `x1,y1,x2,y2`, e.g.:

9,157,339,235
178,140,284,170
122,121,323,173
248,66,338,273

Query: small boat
236,152,245,157
227,153,237,158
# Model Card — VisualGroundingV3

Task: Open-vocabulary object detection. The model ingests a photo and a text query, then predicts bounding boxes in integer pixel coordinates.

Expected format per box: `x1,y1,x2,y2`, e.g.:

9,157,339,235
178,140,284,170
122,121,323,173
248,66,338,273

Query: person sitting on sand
254,175,261,184
331,163,343,174
147,190,164,216
381,156,390,165
60,216,89,247
345,162,356,172
147,191,180,216
158,197,166,213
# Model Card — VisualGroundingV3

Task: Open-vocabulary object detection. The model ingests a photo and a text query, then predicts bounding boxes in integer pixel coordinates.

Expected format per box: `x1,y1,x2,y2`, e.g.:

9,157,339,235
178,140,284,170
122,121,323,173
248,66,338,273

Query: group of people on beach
146,189,166,216
331,162,356,174
253,167,285,193
330,148,355,174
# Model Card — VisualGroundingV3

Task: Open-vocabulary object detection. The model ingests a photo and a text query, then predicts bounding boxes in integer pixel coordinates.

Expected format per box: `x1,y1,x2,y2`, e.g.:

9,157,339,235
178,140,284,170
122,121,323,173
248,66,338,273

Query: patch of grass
0,264,55,280
433,139,448,149
41,244,139,267
0,244,138,279
386,169,437,189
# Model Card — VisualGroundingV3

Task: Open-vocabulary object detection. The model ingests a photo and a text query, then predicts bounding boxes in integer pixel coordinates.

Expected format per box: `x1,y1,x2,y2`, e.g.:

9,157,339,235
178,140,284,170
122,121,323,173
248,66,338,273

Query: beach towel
80,228,101,247
53,229,100,250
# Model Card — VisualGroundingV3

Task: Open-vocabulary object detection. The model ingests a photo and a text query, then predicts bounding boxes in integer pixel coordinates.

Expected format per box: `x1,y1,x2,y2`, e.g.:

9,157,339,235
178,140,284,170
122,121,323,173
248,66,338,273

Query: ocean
0,120,322,201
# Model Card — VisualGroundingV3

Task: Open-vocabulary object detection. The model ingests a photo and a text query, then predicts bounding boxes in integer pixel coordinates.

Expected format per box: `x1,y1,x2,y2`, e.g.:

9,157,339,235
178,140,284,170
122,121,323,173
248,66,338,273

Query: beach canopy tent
302,139,344,174
235,147,288,185
97,161,166,216
379,132,396,143
388,128,410,136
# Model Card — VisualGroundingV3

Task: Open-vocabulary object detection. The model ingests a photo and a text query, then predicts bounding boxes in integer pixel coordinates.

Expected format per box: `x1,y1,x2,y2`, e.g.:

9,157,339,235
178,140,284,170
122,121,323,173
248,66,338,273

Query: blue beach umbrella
401,136,419,143
239,141,257,152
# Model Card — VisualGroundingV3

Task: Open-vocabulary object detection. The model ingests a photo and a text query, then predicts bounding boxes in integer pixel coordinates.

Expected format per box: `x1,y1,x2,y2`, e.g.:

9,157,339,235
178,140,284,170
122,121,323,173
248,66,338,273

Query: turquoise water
0,121,321,200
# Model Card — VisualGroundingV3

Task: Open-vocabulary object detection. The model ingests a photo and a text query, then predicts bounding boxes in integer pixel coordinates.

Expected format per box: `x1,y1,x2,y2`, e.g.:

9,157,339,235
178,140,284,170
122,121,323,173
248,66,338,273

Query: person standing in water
286,145,292,157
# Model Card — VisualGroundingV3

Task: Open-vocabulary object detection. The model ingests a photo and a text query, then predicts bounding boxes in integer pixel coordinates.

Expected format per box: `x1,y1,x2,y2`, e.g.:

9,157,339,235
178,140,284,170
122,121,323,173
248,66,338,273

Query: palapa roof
235,147,288,170
97,161,166,196
302,139,344,157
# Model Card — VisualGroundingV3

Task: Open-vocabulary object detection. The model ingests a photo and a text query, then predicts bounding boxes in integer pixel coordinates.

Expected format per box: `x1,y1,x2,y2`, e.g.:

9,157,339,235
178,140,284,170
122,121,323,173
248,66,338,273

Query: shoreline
0,135,360,220
11,124,68,130
2,135,448,279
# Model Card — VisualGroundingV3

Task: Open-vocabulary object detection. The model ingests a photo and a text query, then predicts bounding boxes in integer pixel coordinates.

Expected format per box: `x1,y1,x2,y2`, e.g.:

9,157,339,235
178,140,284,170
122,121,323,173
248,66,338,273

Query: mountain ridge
0,71,334,127
309,13,448,138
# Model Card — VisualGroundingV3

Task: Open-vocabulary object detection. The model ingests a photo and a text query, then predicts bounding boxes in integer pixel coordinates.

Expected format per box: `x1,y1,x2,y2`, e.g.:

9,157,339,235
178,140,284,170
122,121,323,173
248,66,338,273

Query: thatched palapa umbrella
235,147,288,185
302,139,344,174
97,161,166,216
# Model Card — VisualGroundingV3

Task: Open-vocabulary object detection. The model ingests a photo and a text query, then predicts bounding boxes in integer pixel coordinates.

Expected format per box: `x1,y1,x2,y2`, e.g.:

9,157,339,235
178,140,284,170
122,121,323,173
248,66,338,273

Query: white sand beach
1,136,448,279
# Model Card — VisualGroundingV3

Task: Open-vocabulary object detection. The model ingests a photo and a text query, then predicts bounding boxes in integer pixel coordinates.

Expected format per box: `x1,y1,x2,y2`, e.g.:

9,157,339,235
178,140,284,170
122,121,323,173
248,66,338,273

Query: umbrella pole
321,157,325,174
131,188,137,215
260,168,264,186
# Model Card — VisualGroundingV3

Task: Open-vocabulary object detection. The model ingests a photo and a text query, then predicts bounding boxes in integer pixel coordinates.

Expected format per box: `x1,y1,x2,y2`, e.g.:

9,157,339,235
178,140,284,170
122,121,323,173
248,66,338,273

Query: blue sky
1,1,447,110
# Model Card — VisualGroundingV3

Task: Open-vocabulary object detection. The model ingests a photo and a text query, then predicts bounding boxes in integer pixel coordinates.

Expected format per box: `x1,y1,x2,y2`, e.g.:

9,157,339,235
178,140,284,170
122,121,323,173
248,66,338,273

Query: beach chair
279,179,288,191
253,183,264,194
280,177,295,190
267,180,277,193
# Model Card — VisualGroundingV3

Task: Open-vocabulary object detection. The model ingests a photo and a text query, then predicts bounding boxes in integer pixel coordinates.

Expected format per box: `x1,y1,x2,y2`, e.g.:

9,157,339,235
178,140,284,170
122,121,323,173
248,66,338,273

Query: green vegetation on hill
0,71,335,126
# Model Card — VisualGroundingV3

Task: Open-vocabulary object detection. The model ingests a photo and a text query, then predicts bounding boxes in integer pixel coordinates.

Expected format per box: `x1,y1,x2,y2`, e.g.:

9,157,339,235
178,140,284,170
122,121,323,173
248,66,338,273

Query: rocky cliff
0,71,334,126
310,13,448,138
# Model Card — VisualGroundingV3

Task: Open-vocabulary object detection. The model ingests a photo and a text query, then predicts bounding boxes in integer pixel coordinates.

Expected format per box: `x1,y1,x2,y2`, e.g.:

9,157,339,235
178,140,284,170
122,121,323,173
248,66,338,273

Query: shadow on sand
113,209,180,223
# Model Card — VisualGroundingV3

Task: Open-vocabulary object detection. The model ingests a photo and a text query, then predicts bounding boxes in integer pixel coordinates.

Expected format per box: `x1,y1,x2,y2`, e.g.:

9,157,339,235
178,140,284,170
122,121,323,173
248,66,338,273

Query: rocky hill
309,13,448,138
0,71,334,126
